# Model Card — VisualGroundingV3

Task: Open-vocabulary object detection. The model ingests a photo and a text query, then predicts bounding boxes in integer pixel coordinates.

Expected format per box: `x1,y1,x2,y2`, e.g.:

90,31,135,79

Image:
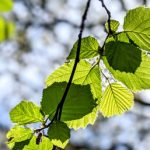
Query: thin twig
99,0,112,34
119,0,127,11
98,0,112,55
143,0,147,6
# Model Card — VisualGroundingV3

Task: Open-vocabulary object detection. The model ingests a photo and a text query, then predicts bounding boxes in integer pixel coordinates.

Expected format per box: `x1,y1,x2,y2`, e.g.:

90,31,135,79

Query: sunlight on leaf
23,136,53,150
124,7,150,51
0,0,13,12
105,19,120,33
10,100,44,125
100,82,134,117
67,36,100,59
7,126,33,143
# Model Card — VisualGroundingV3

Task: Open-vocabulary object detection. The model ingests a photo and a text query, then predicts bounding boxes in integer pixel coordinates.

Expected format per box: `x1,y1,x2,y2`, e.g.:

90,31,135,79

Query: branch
35,0,92,132
143,0,147,6
98,0,112,55
119,0,127,11
55,0,92,121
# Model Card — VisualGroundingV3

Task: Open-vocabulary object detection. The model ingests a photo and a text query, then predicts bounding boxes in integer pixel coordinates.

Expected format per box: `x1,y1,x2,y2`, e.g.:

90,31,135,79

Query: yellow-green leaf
10,100,44,125
23,136,53,150
124,7,150,51
105,19,120,33
0,17,15,42
7,126,33,143
100,83,134,117
67,36,100,59
0,0,13,12
65,106,98,130
46,60,101,99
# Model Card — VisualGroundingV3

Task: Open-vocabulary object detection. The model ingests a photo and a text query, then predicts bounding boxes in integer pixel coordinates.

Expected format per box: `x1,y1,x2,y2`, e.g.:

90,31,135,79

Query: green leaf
65,106,98,130
7,140,30,150
7,126,33,143
105,20,120,33
100,83,134,117
10,100,44,125
124,7,150,51
41,82,97,121
103,41,150,91
48,121,70,148
67,36,100,59
104,41,141,73
23,136,53,150
0,0,13,12
46,60,101,99
0,17,15,42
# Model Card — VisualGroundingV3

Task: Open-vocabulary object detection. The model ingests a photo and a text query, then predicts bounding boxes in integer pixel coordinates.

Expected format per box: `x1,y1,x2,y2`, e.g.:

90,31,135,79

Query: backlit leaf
124,7,150,51
67,36,100,59
46,60,101,99
100,83,134,117
7,126,33,143
0,17,15,42
0,0,13,12
23,136,53,150
105,20,120,33
10,100,44,125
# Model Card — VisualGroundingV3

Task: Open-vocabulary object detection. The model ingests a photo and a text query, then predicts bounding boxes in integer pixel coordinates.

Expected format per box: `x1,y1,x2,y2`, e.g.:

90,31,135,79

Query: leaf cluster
6,5,150,150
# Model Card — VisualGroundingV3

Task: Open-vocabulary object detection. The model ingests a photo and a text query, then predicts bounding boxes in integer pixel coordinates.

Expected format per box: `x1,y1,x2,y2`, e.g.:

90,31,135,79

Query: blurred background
1,0,150,149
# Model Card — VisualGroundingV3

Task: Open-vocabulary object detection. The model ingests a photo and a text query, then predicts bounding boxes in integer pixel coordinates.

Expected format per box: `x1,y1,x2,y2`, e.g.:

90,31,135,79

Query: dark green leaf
103,42,150,91
7,140,30,150
104,41,141,73
41,82,97,121
48,121,70,148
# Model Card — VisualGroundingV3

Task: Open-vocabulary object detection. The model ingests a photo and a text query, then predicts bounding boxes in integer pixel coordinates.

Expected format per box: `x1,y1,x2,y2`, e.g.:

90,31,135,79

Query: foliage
5,1,150,150
0,0,13,12
0,0,15,42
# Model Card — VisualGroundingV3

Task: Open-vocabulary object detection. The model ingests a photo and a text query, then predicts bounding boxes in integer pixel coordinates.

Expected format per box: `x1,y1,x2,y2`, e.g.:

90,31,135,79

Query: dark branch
98,0,112,55
55,0,92,121
143,0,147,6
35,0,92,132
119,0,127,11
